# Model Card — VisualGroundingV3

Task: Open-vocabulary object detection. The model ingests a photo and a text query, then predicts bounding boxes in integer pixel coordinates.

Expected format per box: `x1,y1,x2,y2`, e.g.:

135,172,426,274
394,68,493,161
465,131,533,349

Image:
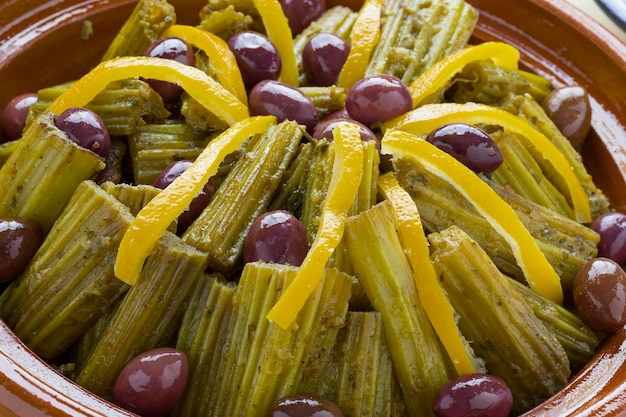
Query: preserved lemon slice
252,0,299,86
382,129,563,304
266,122,364,329
337,0,382,89
378,172,477,375
409,41,520,106
383,102,591,223
115,116,275,286
161,25,248,103
48,56,248,125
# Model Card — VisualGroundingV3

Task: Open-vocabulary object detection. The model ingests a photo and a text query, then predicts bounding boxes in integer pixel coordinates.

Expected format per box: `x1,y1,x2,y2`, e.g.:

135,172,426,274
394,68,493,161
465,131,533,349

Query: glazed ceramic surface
2,0,626,415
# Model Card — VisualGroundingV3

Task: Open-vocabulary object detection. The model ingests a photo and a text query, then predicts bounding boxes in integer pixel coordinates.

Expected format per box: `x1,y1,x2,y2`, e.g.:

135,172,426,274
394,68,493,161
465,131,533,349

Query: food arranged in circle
0,0,622,416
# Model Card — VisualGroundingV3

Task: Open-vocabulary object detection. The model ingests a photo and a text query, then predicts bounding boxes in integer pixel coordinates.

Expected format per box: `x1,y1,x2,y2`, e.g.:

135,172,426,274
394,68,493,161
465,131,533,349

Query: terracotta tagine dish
1,0,626,416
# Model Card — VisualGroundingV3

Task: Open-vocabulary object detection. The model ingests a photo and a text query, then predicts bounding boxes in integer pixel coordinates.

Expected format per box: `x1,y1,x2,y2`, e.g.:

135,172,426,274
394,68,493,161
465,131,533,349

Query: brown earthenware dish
1,0,626,415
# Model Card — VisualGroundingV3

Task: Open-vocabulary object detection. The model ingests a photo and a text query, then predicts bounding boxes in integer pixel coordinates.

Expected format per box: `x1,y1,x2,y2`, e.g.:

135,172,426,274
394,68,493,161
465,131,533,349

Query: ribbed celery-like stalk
507,277,599,369
180,94,230,132
198,4,254,40
0,139,19,167
27,79,169,137
0,111,105,232
319,311,407,417
0,180,131,358
514,95,611,219
74,232,207,399
447,61,552,110
72,299,119,370
183,121,303,273
300,140,334,244
195,262,351,417
345,201,455,417
267,141,314,214
491,130,575,219
101,0,176,61
429,226,570,414
394,158,599,292
293,6,358,85
127,121,213,185
365,0,477,85
173,274,236,417
100,182,162,217
301,86,346,114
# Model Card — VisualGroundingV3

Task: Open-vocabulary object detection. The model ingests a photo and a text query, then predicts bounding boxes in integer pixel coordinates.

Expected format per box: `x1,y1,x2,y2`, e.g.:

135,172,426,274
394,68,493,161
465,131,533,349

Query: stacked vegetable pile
0,0,623,416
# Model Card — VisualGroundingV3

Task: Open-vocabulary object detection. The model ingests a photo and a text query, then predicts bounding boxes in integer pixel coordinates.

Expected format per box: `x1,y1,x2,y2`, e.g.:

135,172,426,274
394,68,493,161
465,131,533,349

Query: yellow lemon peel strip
409,41,520,107
252,0,299,86
266,122,364,329
382,129,563,304
383,102,591,223
337,0,382,89
114,116,276,285
161,25,248,103
48,56,248,125
378,171,477,375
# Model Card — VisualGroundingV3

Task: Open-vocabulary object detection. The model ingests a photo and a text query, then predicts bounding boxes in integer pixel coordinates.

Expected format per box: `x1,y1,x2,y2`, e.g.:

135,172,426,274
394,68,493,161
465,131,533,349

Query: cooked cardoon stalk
0,180,131,359
197,4,254,40
514,95,611,218
301,86,347,114
173,274,236,417
429,226,570,414
0,139,19,167
365,0,477,85
446,61,552,109
127,121,213,185
74,231,207,399
491,130,575,219
267,141,314,214
100,182,163,217
180,94,231,132
345,201,455,417
319,311,407,417
394,158,599,292
507,277,599,369
293,6,357,84
195,262,352,417
300,140,334,243
0,111,105,232
101,0,176,61
183,121,302,273
26,79,169,137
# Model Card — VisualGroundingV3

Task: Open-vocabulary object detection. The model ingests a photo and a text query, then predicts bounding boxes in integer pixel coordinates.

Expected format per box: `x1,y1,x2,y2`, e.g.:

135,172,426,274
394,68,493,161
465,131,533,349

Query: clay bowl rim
1,0,626,416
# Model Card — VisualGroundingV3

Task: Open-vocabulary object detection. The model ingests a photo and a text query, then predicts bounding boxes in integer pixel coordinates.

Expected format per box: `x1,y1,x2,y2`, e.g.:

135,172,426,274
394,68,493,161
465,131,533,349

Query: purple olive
243,210,308,266
143,37,196,103
302,33,350,87
2,93,37,142
268,393,343,417
0,217,44,282
590,211,626,266
426,123,504,175
248,80,318,133
573,257,626,333
113,347,188,417
54,107,111,157
153,160,214,233
542,85,592,148
227,31,282,90
278,0,326,36
433,373,513,417
345,74,412,126
312,117,379,150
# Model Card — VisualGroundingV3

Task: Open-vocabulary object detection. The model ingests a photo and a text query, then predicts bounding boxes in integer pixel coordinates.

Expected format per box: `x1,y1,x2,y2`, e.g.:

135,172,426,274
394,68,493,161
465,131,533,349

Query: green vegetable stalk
429,226,570,414
74,231,207,399
0,111,105,232
0,180,132,359
318,311,407,417
183,120,303,273
345,200,454,417
192,262,352,416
